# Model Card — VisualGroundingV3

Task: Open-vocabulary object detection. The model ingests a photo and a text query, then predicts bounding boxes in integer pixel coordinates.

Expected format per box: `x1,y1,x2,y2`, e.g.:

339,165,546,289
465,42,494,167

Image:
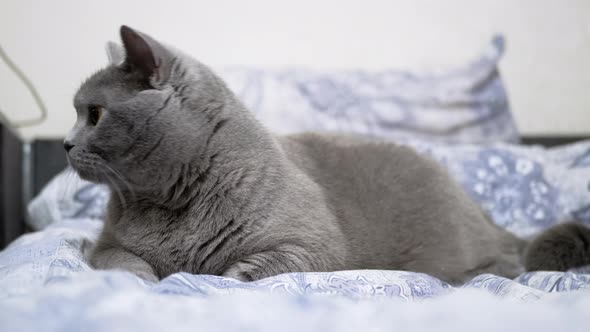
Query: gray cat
65,26,590,284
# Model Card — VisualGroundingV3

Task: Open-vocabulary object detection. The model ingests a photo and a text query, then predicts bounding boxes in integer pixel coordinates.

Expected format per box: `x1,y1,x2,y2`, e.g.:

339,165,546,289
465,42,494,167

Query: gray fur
66,26,589,284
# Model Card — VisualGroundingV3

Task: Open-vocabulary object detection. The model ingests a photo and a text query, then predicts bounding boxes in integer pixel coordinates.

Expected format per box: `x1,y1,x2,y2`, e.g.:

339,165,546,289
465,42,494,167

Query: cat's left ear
119,25,173,85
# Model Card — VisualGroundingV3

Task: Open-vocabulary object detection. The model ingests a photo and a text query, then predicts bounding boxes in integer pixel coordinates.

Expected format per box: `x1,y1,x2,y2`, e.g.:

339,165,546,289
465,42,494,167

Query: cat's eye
88,106,103,126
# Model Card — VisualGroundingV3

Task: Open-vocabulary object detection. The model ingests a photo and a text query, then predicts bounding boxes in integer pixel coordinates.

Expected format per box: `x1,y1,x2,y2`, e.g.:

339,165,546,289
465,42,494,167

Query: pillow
220,36,519,144
405,140,590,237
27,168,108,231
27,140,590,237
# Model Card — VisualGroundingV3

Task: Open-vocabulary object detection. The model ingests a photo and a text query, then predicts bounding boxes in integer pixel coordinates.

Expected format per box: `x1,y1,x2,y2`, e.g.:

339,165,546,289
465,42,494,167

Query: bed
1,37,589,331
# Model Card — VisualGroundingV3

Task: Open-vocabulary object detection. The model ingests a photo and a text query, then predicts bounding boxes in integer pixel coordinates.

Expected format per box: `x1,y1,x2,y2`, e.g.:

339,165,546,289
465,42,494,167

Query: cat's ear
119,25,172,84
105,41,125,65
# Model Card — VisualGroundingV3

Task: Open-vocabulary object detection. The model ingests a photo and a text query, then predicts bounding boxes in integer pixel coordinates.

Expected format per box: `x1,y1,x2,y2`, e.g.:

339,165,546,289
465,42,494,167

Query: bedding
220,36,520,144
1,139,589,331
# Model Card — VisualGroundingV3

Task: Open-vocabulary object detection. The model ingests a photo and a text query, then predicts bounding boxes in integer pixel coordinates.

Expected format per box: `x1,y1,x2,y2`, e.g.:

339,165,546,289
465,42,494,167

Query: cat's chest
114,208,204,277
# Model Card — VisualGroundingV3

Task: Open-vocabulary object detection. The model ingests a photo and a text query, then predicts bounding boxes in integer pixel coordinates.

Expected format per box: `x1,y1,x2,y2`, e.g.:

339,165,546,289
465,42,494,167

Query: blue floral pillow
221,36,519,144
405,140,590,237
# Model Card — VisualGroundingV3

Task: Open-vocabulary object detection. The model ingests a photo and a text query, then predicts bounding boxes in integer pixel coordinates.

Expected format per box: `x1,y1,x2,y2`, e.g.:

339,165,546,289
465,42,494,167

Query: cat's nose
63,141,75,152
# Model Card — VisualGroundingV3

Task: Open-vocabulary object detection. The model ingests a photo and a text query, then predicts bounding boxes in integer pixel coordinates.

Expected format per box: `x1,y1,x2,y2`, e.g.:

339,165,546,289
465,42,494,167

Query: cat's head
66,26,229,193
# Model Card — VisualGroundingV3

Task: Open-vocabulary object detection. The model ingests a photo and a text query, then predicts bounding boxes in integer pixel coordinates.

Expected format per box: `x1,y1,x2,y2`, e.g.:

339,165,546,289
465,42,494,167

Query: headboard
0,123,24,248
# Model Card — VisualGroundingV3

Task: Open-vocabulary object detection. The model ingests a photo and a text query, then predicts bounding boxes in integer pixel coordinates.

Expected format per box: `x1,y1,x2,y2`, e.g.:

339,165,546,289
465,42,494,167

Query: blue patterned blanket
1,140,590,331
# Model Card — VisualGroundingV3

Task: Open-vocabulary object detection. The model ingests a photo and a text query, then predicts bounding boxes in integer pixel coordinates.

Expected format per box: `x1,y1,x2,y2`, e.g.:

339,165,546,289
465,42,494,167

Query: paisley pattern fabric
1,232,590,331
219,36,520,144
2,271,590,332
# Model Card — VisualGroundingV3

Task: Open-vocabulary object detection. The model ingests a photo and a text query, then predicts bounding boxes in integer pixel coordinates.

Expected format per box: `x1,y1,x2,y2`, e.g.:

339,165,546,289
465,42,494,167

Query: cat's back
278,132,446,201
277,132,456,213
277,131,460,244
277,132,516,281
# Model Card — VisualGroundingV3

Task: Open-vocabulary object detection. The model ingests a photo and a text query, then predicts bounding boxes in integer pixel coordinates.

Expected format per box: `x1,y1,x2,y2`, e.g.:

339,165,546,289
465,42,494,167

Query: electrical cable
0,43,48,127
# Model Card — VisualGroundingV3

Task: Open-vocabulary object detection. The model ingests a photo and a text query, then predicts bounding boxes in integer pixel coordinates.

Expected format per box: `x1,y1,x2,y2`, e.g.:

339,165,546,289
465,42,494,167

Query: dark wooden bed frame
1,124,588,248
0,123,24,249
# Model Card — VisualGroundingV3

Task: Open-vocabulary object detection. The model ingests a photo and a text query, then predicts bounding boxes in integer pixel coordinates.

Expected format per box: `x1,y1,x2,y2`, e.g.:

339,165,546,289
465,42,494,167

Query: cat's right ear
120,25,158,79
106,41,125,65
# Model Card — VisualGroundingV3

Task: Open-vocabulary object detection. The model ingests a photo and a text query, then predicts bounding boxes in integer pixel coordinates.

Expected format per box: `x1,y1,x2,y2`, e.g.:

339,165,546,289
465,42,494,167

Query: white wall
1,0,589,140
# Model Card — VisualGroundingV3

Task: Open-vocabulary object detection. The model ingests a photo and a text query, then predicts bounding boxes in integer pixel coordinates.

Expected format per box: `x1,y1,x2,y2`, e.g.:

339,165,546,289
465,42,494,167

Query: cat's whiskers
98,168,128,210
60,167,77,205
102,163,137,203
